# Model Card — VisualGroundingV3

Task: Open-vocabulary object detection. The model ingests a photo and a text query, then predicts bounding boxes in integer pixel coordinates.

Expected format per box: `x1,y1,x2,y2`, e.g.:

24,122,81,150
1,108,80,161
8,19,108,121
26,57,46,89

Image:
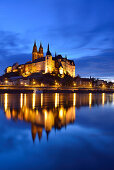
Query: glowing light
102,93,105,106
55,93,59,108
5,80,8,84
4,93,8,111
59,108,64,119
89,93,92,108
36,110,38,115
20,93,23,108
73,93,76,106
33,81,36,85
24,94,26,106
41,93,43,107
45,110,48,121
59,67,63,75
55,81,58,86
89,83,92,87
6,109,11,120
41,83,44,87
32,93,36,109
102,84,106,89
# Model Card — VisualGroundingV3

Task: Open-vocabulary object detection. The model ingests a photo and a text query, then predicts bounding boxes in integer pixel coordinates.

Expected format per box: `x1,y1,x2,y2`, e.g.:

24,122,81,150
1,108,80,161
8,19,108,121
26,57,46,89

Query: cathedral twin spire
33,41,37,52
33,41,51,56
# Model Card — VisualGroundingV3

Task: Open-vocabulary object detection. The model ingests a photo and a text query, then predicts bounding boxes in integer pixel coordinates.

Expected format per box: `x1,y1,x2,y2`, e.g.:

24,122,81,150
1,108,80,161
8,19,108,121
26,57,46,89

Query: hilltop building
5,42,75,77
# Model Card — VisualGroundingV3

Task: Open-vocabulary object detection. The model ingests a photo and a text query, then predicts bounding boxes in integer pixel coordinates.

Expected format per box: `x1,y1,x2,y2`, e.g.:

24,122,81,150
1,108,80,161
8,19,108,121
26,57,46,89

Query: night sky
0,0,114,80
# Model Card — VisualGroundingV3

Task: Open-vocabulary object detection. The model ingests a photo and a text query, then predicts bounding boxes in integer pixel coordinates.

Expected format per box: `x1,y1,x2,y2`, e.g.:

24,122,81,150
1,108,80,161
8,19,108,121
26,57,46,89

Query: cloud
75,49,114,79
0,30,31,74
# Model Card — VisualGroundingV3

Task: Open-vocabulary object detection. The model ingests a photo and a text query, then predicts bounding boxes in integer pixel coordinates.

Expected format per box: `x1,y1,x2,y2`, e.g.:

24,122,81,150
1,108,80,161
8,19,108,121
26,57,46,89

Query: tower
39,42,43,53
32,41,38,61
45,43,53,73
46,43,51,56
38,42,43,58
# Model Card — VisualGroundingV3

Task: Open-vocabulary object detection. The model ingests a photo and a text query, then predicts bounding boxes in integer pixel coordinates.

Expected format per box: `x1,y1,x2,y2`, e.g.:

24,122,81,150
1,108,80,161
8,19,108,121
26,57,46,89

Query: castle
6,42,75,77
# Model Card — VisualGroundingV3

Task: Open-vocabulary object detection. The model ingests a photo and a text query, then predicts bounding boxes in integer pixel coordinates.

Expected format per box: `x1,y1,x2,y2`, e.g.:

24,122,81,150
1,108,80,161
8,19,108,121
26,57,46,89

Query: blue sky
0,0,114,80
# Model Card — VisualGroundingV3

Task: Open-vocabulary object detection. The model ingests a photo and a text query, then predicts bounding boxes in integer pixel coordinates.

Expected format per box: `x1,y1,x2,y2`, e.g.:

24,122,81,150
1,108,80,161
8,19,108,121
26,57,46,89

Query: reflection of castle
2,93,76,142
6,42,75,77
1,92,112,142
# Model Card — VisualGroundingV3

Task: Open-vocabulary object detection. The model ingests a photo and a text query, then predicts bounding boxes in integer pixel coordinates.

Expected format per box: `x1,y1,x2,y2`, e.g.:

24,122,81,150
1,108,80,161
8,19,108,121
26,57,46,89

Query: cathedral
6,42,75,77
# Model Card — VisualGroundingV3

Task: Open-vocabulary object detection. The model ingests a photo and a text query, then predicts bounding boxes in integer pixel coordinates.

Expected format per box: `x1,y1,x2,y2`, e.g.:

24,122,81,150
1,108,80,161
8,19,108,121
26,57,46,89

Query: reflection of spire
31,124,37,143
32,132,36,143
37,127,43,141
31,125,43,142
46,130,50,141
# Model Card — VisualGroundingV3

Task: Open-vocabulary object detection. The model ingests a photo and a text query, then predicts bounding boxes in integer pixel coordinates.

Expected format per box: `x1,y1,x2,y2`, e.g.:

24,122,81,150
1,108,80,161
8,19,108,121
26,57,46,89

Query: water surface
0,93,114,170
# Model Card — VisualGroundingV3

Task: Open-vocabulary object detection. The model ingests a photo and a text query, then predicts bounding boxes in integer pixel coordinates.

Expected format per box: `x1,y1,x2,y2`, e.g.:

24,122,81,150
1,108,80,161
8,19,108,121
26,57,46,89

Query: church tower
45,43,53,73
32,41,38,61
46,43,51,56
38,42,43,58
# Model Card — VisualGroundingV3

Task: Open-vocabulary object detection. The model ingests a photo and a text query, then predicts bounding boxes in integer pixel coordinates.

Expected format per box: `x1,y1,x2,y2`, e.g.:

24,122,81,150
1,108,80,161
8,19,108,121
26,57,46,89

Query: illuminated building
5,41,75,77
5,66,12,73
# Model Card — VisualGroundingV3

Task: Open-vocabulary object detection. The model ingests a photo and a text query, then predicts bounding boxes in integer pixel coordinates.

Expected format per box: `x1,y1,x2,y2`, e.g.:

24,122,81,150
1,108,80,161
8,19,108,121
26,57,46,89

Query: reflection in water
89,93,92,108
4,93,8,111
32,93,36,109
41,93,43,107
113,93,114,105
55,93,59,108
73,93,76,106
102,93,105,106
20,93,23,108
4,93,11,120
1,93,113,142
24,94,27,106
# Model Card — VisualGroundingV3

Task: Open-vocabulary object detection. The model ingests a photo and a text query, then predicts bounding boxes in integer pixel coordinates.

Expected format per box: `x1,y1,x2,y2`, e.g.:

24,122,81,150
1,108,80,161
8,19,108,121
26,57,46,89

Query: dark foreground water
0,93,114,170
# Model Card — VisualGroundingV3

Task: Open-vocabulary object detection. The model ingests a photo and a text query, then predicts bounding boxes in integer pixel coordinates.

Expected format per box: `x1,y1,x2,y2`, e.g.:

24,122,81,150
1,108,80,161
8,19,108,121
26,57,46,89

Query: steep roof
46,44,52,56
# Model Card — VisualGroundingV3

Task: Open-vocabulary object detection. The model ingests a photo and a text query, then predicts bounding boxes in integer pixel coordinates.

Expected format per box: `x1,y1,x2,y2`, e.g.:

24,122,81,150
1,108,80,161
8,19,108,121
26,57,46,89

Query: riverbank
0,85,114,93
